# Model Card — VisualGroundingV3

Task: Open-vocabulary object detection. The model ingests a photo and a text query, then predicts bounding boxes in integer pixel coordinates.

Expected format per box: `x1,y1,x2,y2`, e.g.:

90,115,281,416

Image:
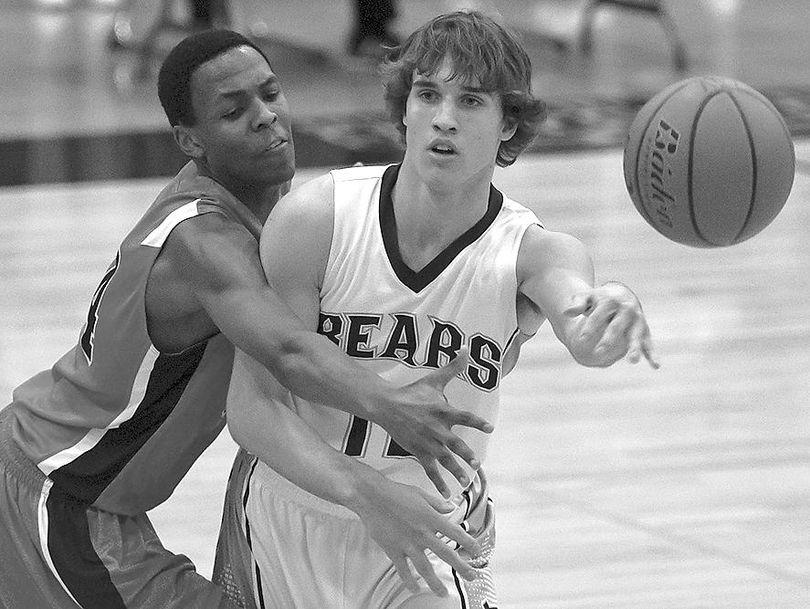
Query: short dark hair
380,11,546,167
158,30,271,127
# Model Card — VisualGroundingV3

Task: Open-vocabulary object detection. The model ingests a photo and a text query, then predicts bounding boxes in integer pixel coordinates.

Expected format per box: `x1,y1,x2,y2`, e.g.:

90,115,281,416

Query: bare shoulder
260,172,335,280
269,172,335,225
162,211,258,289
146,211,264,350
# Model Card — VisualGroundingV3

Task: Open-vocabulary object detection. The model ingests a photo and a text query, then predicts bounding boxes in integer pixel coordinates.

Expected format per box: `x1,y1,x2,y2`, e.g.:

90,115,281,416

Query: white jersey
291,164,540,500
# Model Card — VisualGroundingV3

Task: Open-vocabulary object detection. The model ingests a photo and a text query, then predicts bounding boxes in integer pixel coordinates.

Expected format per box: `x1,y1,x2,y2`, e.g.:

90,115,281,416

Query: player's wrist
335,460,387,516
355,376,398,427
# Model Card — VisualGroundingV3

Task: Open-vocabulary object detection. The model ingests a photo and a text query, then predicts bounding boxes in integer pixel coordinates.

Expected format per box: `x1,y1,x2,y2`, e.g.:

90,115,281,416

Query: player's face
186,46,295,189
401,56,516,186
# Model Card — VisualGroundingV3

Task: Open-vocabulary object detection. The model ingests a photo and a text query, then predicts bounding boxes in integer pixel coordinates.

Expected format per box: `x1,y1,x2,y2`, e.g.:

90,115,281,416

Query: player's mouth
428,139,457,156
263,138,288,153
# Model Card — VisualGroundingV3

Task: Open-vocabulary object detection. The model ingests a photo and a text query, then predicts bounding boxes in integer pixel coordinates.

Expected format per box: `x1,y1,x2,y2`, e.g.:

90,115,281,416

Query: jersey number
80,252,120,364
343,416,411,458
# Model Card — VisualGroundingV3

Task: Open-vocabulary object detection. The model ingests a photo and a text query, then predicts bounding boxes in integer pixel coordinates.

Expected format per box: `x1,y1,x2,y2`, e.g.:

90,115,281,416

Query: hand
370,350,494,497
347,470,481,597
563,282,659,369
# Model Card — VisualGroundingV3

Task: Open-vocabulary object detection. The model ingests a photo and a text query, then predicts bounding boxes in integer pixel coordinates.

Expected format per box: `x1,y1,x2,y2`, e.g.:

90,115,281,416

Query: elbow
266,333,310,390
248,330,309,390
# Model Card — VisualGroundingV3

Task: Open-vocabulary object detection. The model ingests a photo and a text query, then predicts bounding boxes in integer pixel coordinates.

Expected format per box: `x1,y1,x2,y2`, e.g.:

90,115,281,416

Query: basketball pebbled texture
623,76,795,247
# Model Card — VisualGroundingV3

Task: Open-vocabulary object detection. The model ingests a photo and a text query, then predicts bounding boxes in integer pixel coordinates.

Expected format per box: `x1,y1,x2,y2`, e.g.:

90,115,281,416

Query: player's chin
254,150,295,182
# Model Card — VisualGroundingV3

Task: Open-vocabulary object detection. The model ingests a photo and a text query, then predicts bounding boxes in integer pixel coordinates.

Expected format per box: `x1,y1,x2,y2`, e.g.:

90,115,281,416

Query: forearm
213,287,392,422
262,328,390,420
227,377,381,509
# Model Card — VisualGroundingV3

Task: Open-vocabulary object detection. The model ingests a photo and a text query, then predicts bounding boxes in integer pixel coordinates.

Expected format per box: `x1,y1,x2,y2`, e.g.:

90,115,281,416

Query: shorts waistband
0,406,50,490
247,453,488,526
249,457,361,520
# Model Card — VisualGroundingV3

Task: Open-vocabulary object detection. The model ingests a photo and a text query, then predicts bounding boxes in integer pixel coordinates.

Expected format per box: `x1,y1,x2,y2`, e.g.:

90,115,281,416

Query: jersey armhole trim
141,200,204,248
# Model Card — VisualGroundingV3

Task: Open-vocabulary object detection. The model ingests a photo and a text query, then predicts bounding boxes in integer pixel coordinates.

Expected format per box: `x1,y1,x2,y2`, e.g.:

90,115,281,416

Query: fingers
593,301,659,370
426,432,482,488
432,408,491,471
445,409,494,434
423,535,478,582
390,555,422,594
573,292,659,369
408,549,449,596
625,321,660,369
422,348,470,389
591,304,631,354
445,432,481,469
563,293,594,317
414,488,481,558
432,518,481,559
421,451,471,494
436,451,471,488
420,487,456,513
640,341,660,369
421,458,451,499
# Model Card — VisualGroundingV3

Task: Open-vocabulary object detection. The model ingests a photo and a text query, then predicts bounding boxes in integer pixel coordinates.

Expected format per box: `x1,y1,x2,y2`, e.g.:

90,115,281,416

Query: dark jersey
7,161,261,515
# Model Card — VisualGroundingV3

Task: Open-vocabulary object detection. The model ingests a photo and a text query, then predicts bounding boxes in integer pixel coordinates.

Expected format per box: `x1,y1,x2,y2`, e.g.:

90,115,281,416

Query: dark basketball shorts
0,408,233,609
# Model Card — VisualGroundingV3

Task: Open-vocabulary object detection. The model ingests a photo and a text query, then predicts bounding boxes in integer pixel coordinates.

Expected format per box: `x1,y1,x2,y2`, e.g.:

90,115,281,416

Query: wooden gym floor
1,1,809,607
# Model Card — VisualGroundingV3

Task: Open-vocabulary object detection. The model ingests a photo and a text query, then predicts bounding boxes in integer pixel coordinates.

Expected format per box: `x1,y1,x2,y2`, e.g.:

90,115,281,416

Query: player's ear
500,117,518,142
172,124,205,159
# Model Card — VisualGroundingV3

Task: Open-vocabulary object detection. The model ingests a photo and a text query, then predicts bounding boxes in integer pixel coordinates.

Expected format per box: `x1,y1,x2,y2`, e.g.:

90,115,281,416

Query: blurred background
3,0,810,185
2,2,810,608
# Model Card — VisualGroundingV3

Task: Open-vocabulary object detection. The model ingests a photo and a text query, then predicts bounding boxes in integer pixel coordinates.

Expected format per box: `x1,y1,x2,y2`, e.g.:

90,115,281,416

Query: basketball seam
631,79,694,230
688,90,726,247
726,90,758,245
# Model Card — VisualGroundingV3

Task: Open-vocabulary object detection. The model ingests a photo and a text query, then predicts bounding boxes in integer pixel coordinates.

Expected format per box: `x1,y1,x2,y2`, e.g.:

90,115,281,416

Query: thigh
0,461,78,608
0,477,232,609
0,408,232,609
82,501,232,609
240,457,356,608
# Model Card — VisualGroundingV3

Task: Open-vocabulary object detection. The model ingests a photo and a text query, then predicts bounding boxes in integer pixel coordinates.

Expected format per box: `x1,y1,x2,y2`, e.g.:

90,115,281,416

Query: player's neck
243,183,287,224
195,161,288,223
218,178,286,223
391,167,491,271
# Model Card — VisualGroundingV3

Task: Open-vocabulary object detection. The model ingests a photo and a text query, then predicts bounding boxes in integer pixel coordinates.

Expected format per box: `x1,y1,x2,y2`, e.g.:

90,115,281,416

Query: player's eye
221,107,243,120
417,89,438,102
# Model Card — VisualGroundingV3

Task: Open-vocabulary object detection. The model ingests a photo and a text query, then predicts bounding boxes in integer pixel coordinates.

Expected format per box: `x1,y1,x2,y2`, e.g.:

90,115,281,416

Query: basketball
623,76,795,247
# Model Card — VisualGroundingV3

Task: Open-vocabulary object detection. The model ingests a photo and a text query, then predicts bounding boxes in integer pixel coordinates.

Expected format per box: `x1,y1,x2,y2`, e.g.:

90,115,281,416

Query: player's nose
252,100,278,130
432,98,458,132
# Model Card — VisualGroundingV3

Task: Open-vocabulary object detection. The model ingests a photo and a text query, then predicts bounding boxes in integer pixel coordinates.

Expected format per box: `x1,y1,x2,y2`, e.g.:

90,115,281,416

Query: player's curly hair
380,10,546,167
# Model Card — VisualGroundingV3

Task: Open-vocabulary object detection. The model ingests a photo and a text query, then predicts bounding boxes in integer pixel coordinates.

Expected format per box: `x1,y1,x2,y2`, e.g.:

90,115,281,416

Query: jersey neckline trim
378,164,504,293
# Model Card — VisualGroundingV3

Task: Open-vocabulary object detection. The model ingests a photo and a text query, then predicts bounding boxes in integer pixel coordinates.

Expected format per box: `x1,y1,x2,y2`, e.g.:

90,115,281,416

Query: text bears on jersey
318,311,507,391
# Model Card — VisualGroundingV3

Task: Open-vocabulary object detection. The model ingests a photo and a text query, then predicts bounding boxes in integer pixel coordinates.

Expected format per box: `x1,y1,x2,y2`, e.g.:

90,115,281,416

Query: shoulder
168,209,253,257
271,172,335,223
259,173,335,280
154,208,259,295
262,173,335,248
331,163,390,184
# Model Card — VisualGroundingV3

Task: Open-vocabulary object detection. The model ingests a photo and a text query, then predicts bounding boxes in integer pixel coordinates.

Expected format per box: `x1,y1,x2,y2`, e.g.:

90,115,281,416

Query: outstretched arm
517,225,658,368
227,348,480,596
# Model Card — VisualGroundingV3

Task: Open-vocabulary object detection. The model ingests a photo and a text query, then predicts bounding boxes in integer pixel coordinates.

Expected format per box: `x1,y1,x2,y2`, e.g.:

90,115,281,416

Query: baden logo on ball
623,76,796,248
